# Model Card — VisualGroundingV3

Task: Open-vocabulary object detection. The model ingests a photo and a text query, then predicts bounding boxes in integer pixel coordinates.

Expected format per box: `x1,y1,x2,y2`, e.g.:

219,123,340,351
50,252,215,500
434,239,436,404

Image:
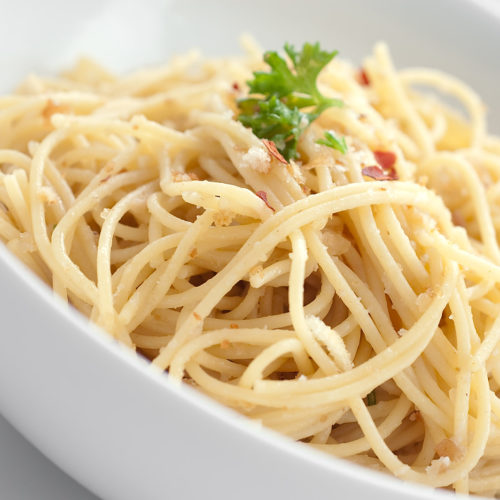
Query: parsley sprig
237,42,343,160
316,130,348,154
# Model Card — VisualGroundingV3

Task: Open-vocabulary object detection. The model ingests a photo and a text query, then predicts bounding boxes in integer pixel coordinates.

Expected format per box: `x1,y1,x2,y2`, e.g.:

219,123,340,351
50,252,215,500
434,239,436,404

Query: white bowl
0,1,498,498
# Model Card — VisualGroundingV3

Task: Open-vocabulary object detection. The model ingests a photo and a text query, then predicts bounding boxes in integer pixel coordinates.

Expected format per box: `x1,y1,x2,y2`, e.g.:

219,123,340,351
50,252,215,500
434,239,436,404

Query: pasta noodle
1,38,500,495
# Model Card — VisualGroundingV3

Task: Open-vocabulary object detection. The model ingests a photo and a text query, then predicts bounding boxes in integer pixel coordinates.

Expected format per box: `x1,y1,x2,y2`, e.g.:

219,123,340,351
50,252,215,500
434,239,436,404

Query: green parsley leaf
247,51,296,98
283,42,341,113
316,130,348,154
366,389,377,406
237,42,343,160
238,95,311,161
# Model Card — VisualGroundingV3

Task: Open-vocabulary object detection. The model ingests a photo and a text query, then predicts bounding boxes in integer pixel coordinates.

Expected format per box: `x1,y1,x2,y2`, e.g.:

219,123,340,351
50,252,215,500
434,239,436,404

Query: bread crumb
172,171,199,182
240,146,271,173
426,456,450,475
408,410,421,422
213,209,234,226
38,186,59,205
436,438,463,461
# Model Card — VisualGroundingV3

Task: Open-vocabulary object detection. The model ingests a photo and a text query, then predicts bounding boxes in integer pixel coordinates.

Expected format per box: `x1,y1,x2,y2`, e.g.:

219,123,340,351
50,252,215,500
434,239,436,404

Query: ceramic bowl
0,0,498,498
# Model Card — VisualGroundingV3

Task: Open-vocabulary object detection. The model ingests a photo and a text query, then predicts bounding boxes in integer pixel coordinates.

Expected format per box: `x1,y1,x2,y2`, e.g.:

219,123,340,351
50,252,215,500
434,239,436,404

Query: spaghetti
1,39,500,495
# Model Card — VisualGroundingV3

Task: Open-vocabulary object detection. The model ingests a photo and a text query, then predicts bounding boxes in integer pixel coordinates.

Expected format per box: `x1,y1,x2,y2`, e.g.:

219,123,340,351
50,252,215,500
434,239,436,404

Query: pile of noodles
1,38,500,495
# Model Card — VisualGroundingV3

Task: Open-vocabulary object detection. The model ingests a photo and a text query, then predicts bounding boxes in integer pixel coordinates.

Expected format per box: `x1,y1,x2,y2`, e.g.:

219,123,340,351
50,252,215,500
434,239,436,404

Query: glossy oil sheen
0,1,497,498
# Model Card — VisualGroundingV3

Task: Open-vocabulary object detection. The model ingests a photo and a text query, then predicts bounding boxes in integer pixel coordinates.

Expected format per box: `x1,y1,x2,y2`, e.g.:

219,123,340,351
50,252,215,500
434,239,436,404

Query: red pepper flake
193,312,201,320
374,150,397,170
42,98,70,120
262,139,288,165
361,165,398,181
363,150,399,180
230,323,239,329
220,339,231,349
256,190,275,212
358,68,370,86
232,82,240,91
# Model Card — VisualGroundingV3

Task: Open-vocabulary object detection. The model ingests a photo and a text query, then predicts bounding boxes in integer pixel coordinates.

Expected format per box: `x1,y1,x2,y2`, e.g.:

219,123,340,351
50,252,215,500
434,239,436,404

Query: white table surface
0,413,99,500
